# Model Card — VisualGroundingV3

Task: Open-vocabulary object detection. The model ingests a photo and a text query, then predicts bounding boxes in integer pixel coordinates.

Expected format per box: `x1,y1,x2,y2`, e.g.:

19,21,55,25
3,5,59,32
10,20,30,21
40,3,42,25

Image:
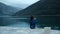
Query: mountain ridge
14,0,60,28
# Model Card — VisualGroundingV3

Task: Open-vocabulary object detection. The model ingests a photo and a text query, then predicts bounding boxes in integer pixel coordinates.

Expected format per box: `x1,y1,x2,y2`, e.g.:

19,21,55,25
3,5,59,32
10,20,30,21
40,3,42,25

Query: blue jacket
31,20,38,24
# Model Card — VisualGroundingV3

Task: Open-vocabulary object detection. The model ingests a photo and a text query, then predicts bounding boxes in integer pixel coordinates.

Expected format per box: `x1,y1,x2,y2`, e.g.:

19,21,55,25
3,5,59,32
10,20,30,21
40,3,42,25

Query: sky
0,0,39,8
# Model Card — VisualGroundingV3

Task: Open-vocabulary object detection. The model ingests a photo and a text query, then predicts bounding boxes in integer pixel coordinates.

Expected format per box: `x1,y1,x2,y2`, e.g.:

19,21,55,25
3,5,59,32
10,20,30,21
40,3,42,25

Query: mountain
0,2,21,16
15,0,60,16
0,2,22,26
15,0,60,29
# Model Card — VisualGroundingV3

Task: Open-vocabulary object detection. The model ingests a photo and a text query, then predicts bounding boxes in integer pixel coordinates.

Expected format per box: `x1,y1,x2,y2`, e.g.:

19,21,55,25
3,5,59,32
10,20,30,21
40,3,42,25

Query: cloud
1,0,39,4
0,0,39,8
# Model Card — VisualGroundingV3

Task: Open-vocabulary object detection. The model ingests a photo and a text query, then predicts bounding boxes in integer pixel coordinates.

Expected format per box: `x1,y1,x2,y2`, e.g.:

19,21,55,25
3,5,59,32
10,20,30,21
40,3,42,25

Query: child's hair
30,16,34,20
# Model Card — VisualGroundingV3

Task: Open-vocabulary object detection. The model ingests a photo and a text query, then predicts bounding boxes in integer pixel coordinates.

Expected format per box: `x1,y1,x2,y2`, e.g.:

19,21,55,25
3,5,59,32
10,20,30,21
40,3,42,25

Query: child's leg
30,23,35,29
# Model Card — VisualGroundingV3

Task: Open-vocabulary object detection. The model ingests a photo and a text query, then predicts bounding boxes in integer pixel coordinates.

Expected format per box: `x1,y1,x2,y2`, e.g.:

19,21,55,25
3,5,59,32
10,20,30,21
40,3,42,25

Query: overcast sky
0,0,39,8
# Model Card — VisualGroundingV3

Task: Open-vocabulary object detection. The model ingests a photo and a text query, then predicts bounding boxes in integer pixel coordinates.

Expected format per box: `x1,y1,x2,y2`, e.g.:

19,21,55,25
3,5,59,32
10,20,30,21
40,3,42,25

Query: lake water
0,16,60,30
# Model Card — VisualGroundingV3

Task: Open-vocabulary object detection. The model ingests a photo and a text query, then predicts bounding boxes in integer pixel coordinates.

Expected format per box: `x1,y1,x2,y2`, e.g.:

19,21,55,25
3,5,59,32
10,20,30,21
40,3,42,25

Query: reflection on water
8,21,30,27
0,16,29,26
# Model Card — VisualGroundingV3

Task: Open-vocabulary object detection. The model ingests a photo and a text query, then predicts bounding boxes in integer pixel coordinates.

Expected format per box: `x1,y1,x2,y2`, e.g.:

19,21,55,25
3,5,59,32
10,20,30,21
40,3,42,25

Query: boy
30,17,38,29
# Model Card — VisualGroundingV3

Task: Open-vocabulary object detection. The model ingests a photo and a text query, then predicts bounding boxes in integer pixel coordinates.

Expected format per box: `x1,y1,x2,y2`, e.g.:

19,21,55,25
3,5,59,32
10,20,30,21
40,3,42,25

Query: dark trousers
30,23,36,29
